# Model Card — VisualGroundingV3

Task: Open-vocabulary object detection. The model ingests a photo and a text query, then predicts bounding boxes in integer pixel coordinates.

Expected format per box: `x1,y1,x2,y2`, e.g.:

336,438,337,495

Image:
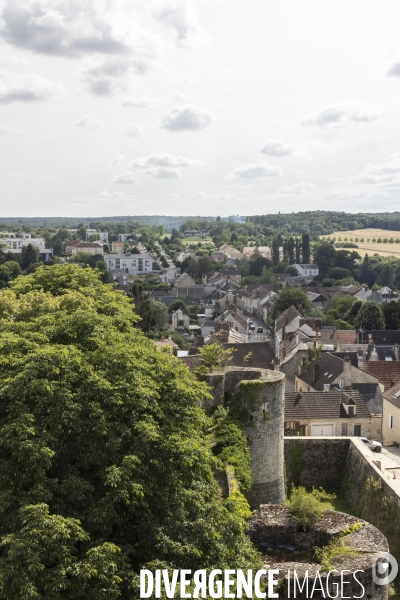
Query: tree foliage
354,301,385,331
0,265,260,598
270,288,312,322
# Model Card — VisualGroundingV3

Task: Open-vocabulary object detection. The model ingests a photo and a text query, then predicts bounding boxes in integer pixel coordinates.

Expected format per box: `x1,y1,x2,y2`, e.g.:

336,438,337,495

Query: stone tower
207,367,286,508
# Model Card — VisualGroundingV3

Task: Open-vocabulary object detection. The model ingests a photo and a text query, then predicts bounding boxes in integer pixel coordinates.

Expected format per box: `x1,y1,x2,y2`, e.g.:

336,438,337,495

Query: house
171,309,190,330
211,252,226,263
219,306,249,335
295,352,382,439
295,353,379,393
68,241,103,256
275,305,302,358
111,241,125,253
105,253,153,275
184,230,201,237
284,389,371,437
86,231,108,242
65,240,81,255
363,361,400,392
201,319,216,337
294,264,319,277
285,276,315,288
175,272,196,287
211,322,247,344
376,287,399,303
382,381,400,446
1,235,52,261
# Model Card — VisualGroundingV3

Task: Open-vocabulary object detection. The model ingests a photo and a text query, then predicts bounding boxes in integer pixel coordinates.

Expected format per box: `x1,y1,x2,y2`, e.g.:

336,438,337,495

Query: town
3,212,400,597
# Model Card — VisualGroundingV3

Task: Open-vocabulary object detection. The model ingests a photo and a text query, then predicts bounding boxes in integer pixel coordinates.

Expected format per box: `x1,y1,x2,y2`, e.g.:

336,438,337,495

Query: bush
286,486,336,531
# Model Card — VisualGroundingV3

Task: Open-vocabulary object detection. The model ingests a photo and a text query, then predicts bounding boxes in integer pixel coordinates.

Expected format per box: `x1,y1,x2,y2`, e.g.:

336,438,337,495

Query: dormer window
348,406,355,417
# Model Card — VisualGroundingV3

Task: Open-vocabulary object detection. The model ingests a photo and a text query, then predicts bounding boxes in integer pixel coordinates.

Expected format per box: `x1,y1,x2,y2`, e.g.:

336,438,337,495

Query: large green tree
0,266,259,598
270,287,312,321
354,301,385,331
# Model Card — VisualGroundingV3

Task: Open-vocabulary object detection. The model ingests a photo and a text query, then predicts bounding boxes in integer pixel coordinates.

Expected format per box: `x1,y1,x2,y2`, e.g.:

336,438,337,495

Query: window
348,406,355,416
341,424,348,436
389,414,394,430
354,424,361,436
116,259,120,268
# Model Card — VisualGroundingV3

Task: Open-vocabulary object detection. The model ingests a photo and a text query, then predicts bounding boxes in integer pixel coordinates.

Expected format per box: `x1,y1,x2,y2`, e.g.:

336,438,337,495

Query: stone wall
343,437,400,562
206,367,286,507
284,436,400,564
284,436,350,489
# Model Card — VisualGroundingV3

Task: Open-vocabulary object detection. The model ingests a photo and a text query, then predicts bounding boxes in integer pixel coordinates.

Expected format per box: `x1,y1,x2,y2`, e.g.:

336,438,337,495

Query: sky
1,0,400,218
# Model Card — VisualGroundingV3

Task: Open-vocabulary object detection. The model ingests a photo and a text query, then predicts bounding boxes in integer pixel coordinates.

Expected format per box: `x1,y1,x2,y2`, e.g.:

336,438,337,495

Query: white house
105,253,153,275
0,236,52,261
294,264,319,277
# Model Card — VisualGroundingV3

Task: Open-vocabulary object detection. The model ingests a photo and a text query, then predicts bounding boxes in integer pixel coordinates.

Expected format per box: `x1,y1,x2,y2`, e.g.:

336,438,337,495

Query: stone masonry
207,367,286,508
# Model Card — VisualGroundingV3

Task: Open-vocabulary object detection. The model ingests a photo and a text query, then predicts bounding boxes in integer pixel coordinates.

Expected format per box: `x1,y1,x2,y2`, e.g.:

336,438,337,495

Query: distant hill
246,211,400,236
0,215,216,231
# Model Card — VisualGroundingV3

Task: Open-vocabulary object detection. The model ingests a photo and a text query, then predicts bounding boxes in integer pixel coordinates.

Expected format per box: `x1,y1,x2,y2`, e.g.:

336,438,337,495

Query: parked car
249,325,255,331
360,437,382,453
257,327,263,333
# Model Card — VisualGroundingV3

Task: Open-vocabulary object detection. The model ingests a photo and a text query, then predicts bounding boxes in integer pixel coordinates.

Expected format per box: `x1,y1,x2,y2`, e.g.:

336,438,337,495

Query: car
360,437,382,453
249,325,255,331
248,320,254,325
257,327,263,333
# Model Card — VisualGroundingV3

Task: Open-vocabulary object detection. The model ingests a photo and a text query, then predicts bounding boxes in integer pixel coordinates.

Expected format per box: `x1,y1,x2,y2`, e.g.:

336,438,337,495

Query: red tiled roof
336,330,357,344
363,361,400,391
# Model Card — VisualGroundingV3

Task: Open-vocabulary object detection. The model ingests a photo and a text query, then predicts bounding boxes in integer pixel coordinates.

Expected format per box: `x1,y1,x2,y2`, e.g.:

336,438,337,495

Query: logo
372,552,398,586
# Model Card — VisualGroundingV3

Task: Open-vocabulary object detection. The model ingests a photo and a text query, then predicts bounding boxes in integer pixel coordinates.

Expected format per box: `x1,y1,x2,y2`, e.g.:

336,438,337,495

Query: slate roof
275,305,301,333
299,352,379,391
382,382,400,409
362,362,400,391
299,353,344,391
357,331,400,345
285,389,371,420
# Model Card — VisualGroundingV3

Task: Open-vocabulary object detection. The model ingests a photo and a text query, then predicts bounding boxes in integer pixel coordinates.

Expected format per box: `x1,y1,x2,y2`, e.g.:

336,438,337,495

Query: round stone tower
208,367,286,508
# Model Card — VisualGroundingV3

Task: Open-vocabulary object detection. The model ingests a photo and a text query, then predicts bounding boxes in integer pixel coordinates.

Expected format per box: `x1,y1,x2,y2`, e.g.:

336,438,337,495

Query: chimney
285,312,289,325
395,344,400,361
313,363,320,381
313,339,317,349
357,346,363,369
298,354,307,376
343,355,352,388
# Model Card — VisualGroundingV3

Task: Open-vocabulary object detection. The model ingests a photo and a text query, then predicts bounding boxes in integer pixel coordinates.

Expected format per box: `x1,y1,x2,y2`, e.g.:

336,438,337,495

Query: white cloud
124,125,144,137
161,105,213,131
224,68,264,83
277,182,315,196
5,171,54,180
76,114,102,129
0,125,23,134
155,0,210,47
231,161,283,179
260,139,297,157
0,70,62,103
348,155,400,186
168,192,180,198
387,62,400,77
113,171,138,184
301,103,384,128
142,167,182,179
0,0,130,57
130,153,202,167
122,96,157,109
174,73,200,85
110,154,126,166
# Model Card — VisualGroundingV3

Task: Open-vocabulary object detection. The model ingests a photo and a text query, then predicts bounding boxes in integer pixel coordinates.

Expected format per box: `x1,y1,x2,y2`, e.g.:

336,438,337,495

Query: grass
321,228,400,258
320,490,356,515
